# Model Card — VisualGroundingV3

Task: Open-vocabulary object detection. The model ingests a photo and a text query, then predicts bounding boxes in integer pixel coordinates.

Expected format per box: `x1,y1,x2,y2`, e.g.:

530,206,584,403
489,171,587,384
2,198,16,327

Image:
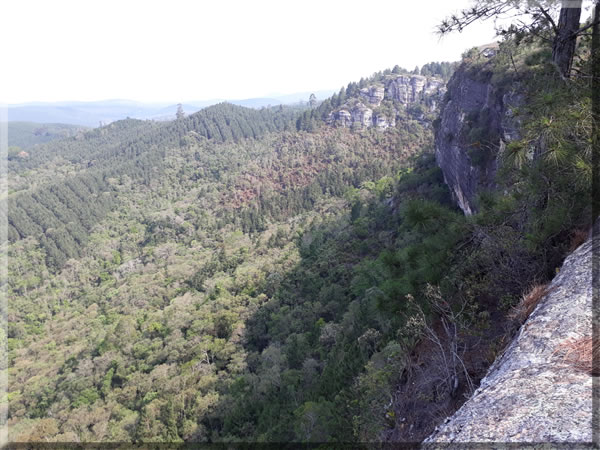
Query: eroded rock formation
328,74,444,129
386,75,443,104
359,85,385,106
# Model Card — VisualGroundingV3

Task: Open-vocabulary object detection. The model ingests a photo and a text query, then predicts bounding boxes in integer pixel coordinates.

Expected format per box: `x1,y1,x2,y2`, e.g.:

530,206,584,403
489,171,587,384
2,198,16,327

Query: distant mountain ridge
7,90,336,127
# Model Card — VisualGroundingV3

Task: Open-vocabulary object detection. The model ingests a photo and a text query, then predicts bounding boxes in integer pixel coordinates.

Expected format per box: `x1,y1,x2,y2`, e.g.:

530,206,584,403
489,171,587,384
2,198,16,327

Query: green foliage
73,388,100,408
7,121,89,149
7,103,303,270
420,61,456,80
6,89,434,442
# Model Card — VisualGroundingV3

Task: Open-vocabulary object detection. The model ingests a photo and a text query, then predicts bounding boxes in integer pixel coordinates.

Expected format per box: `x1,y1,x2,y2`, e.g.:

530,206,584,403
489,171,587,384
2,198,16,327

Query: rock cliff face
386,75,443,104
327,74,443,129
359,85,385,106
425,228,595,444
351,102,373,128
434,63,522,215
374,111,395,129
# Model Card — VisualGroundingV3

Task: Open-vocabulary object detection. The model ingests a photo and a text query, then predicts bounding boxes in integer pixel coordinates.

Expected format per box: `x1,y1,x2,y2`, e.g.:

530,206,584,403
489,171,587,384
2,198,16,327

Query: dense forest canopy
6,68,441,441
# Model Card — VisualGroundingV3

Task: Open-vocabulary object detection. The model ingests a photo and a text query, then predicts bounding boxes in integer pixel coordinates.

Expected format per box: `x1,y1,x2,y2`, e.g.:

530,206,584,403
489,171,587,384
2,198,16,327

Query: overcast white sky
2,0,502,104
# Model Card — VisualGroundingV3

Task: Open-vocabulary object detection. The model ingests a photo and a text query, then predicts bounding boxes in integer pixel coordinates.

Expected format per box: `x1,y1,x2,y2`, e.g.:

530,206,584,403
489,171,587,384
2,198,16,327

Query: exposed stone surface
350,103,373,129
435,64,523,215
425,230,595,444
327,104,374,129
360,85,385,106
328,74,444,129
332,109,352,128
374,112,395,129
386,75,443,104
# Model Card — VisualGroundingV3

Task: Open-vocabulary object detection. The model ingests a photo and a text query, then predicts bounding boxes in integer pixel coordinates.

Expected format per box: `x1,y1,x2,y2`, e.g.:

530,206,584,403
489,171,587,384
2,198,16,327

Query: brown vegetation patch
568,228,589,252
508,283,555,324
553,337,599,376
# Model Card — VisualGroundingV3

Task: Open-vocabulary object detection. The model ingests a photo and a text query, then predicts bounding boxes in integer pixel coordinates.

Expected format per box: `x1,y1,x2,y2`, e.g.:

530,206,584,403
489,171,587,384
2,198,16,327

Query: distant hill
7,122,89,148
7,90,337,127
6,100,208,127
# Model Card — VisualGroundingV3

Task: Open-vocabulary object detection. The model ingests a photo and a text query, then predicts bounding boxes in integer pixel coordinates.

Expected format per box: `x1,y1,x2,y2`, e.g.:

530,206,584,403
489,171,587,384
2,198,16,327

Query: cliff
424,226,595,444
327,74,444,130
434,50,522,215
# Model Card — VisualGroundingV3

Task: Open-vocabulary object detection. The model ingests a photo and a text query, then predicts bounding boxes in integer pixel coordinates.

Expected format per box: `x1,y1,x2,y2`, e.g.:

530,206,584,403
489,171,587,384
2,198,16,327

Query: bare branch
537,6,559,33
572,19,600,36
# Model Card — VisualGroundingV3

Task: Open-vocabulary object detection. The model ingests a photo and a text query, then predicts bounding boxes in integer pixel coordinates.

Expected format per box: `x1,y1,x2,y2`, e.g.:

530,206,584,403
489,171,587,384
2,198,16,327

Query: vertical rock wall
434,64,522,215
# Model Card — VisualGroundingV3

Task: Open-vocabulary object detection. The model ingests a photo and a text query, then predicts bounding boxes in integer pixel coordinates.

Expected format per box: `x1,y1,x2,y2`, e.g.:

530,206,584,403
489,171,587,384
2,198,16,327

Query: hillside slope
7,122,89,149
377,28,593,442
6,78,439,442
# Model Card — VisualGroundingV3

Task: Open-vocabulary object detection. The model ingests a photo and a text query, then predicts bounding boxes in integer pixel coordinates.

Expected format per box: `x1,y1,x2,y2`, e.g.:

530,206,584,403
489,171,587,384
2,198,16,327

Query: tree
176,103,185,120
338,86,346,104
551,0,583,78
309,93,317,109
437,0,593,79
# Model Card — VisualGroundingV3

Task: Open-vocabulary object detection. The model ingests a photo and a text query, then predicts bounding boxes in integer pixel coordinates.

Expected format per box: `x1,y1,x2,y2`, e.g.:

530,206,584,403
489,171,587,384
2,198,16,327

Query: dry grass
568,228,589,252
552,336,600,376
508,283,555,323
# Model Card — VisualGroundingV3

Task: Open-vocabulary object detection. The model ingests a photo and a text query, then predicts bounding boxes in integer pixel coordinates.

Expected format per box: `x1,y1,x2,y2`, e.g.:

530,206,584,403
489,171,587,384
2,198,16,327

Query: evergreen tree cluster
8,103,305,269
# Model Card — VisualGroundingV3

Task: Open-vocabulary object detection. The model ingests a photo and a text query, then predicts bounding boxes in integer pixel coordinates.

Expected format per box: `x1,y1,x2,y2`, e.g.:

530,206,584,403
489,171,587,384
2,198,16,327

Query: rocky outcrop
350,103,373,128
374,112,395,129
386,75,443,105
328,74,444,130
425,229,595,444
434,64,523,215
328,103,373,129
332,109,352,128
359,85,385,106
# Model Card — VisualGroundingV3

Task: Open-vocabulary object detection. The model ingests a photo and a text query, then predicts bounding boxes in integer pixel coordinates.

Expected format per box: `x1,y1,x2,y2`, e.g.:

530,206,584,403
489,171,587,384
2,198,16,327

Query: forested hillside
7,122,89,149
6,69,442,442
6,103,302,268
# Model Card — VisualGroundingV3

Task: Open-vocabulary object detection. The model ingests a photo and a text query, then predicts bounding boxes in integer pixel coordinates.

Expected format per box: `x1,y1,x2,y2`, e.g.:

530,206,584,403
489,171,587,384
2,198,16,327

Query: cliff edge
434,49,522,215
425,227,596,444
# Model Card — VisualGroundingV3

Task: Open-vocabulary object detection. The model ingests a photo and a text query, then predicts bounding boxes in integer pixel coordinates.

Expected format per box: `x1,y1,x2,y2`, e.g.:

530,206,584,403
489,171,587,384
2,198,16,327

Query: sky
2,0,502,104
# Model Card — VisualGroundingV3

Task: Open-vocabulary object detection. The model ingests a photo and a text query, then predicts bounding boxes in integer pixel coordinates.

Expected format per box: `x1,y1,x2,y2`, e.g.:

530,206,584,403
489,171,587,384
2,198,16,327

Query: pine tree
176,103,185,120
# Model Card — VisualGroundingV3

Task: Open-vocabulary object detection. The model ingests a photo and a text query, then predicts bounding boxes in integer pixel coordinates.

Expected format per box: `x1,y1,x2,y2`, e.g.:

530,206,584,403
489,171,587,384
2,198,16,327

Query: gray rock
435,66,523,215
424,232,595,444
350,102,373,129
328,74,443,129
374,112,395,130
386,75,444,104
360,85,385,106
327,109,353,128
